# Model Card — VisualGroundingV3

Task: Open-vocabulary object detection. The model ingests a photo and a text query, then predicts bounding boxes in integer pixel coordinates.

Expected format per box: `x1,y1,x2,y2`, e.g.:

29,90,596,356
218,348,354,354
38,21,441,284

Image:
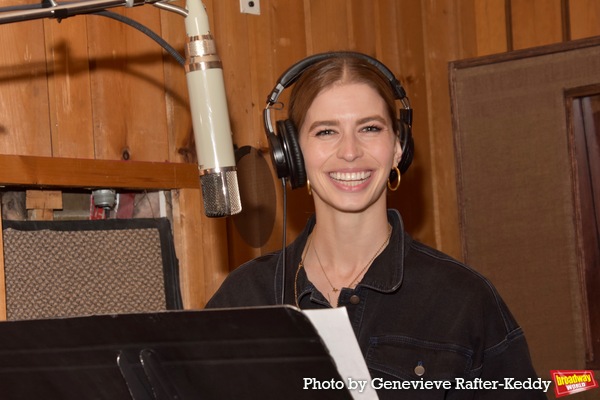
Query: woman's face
298,82,402,213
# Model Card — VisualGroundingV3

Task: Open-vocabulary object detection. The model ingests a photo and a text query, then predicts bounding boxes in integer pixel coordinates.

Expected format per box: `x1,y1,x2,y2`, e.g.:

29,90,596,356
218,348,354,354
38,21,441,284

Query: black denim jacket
206,210,547,400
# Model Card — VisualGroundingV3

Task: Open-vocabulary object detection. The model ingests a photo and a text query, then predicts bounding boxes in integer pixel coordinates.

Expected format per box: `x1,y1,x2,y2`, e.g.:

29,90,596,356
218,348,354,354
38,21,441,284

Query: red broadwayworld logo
551,370,599,398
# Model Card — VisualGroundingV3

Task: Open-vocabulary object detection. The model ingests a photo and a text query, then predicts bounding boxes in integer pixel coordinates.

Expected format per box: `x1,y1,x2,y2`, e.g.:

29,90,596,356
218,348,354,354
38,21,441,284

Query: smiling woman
205,52,547,400
294,81,401,307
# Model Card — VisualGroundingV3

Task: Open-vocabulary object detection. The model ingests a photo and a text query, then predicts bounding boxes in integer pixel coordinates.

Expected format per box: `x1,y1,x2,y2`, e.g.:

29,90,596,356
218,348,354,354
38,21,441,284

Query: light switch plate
240,0,260,15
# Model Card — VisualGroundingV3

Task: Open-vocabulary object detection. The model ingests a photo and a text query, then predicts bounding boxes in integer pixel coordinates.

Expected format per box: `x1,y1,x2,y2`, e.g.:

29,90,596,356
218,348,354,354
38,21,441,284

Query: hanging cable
0,1,185,66
92,10,185,67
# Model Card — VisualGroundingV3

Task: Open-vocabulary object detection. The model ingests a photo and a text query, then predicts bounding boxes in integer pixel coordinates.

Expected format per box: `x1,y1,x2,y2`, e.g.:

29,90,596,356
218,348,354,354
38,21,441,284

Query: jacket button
414,364,425,376
349,295,360,304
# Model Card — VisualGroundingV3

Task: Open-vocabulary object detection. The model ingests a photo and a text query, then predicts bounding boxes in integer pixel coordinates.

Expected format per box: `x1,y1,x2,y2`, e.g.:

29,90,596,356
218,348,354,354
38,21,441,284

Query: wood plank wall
0,0,599,305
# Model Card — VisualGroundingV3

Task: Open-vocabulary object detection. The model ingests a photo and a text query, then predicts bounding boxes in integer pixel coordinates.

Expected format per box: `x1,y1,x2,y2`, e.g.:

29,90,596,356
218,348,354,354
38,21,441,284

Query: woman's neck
312,199,389,250
300,207,391,307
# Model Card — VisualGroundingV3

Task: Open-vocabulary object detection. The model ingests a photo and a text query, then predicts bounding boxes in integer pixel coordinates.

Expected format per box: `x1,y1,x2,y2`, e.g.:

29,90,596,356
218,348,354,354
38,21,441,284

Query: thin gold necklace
313,224,392,293
294,224,393,307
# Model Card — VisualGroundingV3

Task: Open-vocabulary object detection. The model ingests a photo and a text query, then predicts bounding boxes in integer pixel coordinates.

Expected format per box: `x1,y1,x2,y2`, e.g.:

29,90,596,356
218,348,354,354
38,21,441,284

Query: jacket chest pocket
366,335,475,382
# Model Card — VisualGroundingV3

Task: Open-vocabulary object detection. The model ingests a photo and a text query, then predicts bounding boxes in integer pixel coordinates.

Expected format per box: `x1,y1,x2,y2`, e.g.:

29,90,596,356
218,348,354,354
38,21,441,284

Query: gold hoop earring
387,166,401,191
306,179,312,196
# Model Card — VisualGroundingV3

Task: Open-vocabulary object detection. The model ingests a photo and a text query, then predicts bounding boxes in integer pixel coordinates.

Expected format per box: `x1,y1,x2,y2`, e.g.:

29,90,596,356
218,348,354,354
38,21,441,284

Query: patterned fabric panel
4,227,167,320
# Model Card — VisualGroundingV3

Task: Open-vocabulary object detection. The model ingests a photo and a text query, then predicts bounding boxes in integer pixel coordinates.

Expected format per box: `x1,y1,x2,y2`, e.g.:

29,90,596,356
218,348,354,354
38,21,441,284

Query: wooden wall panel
253,0,308,138
419,0,478,259
0,19,51,156
86,7,170,162
212,0,253,144
510,0,563,49
174,190,216,309
374,0,437,247
569,0,600,40
44,18,95,158
473,0,508,55
305,0,351,53
373,0,406,63
348,0,376,52
157,6,193,164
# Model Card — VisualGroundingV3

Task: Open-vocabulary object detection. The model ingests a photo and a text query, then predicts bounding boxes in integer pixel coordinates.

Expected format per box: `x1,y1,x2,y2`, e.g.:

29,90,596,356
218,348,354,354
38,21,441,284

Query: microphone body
184,0,241,217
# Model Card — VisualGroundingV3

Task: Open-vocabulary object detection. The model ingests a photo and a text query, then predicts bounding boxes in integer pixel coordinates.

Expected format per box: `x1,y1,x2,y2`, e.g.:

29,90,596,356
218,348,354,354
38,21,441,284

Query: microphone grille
200,170,242,217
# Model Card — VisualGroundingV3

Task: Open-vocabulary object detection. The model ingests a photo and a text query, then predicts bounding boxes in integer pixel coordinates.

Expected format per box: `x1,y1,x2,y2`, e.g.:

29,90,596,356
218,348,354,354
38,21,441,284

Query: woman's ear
393,135,403,166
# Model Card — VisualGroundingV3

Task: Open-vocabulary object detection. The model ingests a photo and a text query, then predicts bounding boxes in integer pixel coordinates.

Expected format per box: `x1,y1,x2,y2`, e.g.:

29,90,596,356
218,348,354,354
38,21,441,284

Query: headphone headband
267,51,410,108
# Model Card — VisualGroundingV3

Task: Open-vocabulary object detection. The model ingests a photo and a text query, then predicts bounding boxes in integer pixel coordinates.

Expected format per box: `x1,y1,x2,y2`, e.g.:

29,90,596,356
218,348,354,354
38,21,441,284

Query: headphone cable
280,177,287,305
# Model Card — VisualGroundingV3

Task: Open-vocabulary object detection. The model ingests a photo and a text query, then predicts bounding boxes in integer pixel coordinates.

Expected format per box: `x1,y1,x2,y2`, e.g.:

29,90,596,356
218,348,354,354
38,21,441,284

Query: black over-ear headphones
263,51,414,189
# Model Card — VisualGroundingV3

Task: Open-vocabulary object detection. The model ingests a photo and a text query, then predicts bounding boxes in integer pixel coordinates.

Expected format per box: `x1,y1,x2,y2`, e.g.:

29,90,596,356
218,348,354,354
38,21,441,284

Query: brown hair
288,54,399,135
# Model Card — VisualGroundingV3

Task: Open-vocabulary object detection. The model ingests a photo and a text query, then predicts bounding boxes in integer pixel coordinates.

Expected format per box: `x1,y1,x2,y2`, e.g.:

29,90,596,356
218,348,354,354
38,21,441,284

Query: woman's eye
315,129,335,137
362,125,382,133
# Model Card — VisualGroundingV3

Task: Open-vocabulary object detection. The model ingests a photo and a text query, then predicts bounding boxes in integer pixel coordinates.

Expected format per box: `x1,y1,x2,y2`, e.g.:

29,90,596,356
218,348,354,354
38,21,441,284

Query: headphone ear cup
276,119,306,189
397,120,414,174
266,123,290,179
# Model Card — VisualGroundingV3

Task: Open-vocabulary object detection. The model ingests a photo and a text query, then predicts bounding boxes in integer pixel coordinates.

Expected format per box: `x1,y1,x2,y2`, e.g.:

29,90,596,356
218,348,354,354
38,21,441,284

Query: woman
206,52,546,399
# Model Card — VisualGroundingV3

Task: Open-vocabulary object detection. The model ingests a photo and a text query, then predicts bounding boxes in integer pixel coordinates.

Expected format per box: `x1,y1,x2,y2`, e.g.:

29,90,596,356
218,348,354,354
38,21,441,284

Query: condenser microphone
184,0,241,217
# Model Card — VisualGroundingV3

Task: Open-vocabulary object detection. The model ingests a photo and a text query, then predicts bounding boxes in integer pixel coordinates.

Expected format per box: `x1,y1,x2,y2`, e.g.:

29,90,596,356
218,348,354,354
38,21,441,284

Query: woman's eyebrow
357,115,387,125
306,115,388,131
307,119,338,131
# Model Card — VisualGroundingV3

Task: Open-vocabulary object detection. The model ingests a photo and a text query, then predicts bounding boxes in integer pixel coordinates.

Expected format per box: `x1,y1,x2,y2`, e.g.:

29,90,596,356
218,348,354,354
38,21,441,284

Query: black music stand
0,306,353,399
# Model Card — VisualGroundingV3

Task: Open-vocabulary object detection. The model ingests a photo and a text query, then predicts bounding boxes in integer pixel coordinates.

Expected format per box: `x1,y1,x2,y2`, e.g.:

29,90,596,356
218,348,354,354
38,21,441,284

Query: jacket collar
281,209,408,305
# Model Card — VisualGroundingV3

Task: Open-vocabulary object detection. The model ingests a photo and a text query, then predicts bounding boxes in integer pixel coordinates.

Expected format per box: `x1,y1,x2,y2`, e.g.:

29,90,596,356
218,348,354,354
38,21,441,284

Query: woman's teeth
329,171,371,186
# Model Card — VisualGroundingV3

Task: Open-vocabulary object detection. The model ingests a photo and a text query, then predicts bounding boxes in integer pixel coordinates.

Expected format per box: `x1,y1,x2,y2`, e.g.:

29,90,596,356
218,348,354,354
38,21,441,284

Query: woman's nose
336,132,363,161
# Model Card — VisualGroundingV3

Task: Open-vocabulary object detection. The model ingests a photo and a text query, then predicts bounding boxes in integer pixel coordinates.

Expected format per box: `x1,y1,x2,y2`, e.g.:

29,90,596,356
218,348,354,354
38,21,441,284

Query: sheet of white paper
304,308,379,400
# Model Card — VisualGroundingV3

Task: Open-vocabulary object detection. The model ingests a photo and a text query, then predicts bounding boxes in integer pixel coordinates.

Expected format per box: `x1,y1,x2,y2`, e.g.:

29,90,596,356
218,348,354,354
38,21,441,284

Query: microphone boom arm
0,0,188,25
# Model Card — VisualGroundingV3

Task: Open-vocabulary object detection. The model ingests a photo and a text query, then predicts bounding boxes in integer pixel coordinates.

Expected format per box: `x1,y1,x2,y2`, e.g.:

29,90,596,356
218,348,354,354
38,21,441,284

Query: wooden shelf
0,155,199,190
